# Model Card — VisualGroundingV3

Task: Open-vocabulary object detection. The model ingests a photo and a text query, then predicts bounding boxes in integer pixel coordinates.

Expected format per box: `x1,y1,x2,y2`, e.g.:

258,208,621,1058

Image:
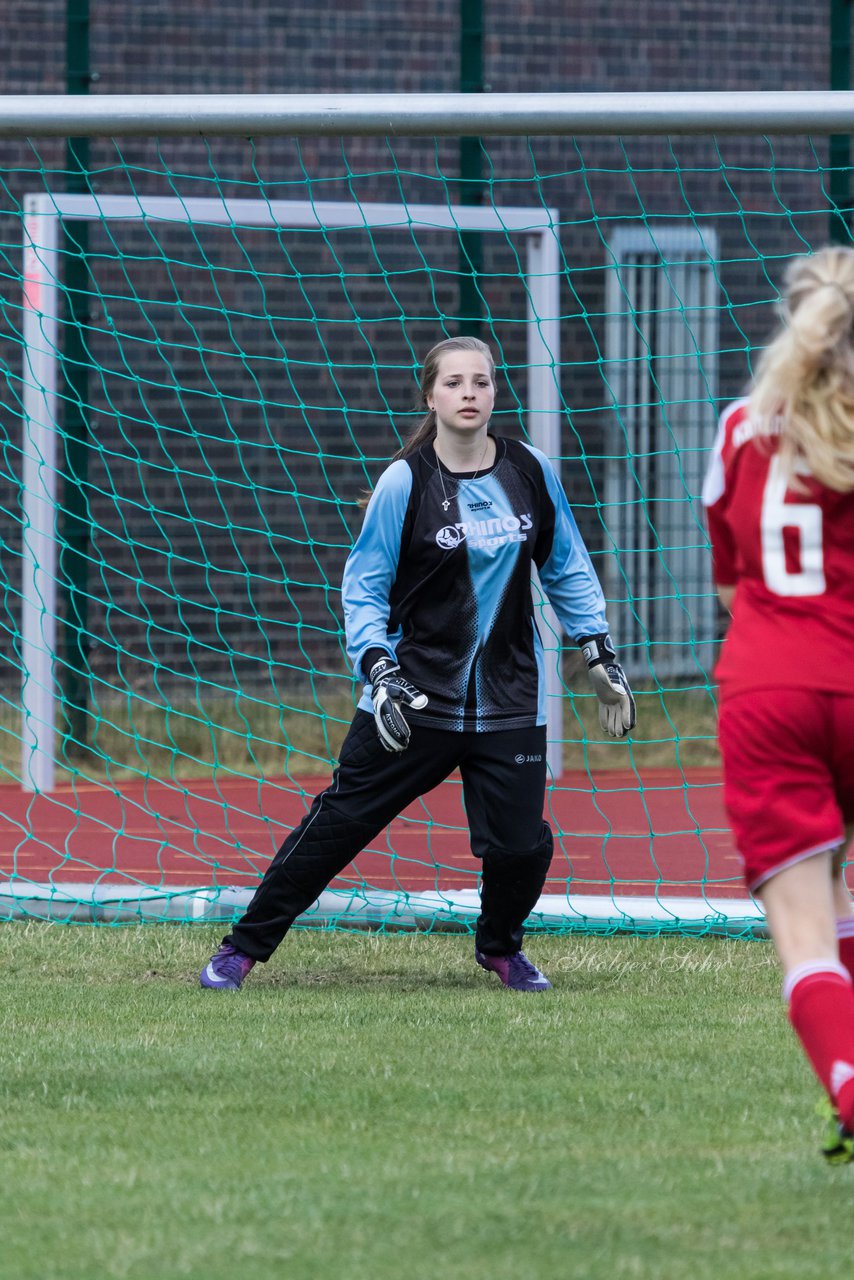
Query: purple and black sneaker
199,942,256,991
475,948,552,992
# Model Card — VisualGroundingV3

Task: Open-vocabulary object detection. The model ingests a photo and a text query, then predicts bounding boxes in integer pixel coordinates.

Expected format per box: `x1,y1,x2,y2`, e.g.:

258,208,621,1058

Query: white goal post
20,191,564,792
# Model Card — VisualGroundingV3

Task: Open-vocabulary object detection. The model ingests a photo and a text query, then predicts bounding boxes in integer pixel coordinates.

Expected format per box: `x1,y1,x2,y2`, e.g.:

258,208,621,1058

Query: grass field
1,925,849,1280
2,675,721,785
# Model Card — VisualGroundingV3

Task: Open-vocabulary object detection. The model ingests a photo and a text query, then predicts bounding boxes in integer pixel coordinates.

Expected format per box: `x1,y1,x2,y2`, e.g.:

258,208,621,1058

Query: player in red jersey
703,246,854,1162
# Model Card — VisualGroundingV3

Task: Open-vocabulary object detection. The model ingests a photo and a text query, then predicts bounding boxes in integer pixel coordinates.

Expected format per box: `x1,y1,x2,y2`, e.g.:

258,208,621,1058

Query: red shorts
717,688,854,893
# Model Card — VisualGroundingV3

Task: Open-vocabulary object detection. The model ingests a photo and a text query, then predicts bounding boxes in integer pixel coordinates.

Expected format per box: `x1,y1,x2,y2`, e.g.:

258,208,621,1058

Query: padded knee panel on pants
477,824,554,954
481,823,553,876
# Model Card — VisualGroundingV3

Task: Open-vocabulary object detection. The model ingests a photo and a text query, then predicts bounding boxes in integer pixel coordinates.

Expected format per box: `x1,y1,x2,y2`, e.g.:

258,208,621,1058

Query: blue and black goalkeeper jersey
341,435,608,732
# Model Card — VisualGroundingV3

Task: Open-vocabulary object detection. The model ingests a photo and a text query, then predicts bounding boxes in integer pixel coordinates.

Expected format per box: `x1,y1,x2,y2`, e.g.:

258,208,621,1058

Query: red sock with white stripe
784,961,854,1132
836,917,854,984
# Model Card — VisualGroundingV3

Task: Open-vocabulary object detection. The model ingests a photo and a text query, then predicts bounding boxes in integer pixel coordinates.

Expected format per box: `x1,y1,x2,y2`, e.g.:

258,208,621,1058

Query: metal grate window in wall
603,225,720,682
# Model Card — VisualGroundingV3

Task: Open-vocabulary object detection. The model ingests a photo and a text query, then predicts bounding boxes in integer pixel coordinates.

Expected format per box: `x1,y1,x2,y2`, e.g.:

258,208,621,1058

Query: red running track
0,767,743,899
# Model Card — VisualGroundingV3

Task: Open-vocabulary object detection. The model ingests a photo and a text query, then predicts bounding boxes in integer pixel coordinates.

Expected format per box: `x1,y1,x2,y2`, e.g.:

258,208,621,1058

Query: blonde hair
750,246,854,492
393,336,497,460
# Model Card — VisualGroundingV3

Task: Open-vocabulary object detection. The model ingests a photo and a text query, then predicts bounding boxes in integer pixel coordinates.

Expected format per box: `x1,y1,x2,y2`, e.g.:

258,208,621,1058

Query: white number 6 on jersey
760,455,826,596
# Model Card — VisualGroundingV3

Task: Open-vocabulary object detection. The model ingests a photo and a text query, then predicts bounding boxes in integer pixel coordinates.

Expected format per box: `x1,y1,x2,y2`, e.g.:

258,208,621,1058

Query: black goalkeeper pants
226,710,553,961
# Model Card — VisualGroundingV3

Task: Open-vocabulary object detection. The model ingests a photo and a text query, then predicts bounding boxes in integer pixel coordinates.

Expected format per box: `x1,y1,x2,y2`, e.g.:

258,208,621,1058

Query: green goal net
3,99,841,935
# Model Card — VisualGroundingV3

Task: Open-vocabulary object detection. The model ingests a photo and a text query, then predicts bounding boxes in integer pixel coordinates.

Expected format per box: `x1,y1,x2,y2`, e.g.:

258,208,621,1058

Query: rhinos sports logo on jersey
436,512,533,550
436,524,465,550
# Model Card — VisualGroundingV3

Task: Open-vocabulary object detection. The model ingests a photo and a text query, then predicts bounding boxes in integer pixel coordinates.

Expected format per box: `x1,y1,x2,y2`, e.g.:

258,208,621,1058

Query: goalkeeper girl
703,246,854,1160
201,335,635,993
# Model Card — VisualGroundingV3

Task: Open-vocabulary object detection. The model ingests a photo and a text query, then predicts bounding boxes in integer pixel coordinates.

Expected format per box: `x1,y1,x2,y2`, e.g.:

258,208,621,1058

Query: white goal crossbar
21,192,563,791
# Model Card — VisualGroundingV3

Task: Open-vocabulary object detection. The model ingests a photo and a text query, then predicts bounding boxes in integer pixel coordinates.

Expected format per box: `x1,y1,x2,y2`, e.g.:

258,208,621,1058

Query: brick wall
4,2,830,96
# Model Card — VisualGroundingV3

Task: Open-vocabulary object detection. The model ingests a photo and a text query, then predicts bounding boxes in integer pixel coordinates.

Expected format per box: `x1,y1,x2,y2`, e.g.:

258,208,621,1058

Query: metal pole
527,228,563,778
6,92,854,137
830,0,852,242
61,0,93,760
21,204,60,793
458,0,485,336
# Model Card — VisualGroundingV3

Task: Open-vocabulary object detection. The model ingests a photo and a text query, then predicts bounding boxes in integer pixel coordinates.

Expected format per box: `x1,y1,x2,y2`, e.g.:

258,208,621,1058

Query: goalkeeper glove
368,656,429,752
579,633,636,738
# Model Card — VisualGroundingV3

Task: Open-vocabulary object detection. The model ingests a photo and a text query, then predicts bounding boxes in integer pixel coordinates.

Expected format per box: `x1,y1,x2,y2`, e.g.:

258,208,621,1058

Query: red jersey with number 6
702,397,854,697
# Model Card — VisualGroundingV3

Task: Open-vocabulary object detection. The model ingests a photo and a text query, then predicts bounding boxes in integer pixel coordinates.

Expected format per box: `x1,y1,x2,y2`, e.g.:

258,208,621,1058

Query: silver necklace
436,438,491,512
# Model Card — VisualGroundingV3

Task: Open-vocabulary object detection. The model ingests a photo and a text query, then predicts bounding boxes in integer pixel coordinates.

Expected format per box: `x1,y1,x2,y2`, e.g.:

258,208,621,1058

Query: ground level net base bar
0,882,765,938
